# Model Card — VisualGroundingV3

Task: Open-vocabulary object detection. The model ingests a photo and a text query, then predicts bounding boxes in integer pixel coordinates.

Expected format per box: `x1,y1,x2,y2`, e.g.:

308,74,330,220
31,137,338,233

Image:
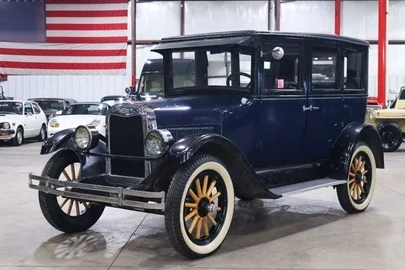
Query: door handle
302,105,320,112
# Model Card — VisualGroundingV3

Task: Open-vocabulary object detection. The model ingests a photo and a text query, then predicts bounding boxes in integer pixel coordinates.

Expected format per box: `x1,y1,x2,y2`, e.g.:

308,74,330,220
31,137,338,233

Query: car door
32,103,44,134
23,103,35,137
301,44,345,162
258,42,307,167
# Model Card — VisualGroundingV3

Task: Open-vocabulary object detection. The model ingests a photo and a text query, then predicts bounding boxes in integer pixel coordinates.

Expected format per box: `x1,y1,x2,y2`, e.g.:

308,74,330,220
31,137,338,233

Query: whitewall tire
165,155,234,259
336,143,376,213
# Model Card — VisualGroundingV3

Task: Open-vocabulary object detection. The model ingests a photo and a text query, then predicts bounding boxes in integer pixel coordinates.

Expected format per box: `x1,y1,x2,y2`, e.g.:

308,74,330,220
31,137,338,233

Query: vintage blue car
29,30,384,259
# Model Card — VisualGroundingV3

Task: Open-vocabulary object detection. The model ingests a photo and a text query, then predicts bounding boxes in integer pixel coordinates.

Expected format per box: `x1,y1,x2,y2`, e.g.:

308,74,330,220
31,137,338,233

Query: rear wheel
377,122,402,152
165,155,235,259
38,152,105,233
37,124,47,142
336,143,376,213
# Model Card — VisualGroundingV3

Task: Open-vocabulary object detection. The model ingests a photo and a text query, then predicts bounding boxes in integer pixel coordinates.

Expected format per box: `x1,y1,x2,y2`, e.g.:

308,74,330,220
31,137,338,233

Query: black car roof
153,30,369,50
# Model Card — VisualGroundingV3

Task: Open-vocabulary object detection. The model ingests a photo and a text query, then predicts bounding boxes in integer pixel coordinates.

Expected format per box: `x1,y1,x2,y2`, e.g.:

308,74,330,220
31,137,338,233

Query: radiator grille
108,114,145,178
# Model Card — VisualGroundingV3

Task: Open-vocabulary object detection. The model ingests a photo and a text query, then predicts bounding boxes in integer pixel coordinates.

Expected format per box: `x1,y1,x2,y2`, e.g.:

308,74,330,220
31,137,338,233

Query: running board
270,178,347,197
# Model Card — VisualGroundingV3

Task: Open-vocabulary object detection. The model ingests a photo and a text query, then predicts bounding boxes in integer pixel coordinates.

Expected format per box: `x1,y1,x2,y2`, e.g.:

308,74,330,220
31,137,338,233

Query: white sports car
48,102,109,138
0,100,47,146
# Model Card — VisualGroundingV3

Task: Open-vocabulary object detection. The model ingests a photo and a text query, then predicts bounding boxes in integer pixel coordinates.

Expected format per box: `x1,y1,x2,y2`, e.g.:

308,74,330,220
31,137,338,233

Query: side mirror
55,110,62,115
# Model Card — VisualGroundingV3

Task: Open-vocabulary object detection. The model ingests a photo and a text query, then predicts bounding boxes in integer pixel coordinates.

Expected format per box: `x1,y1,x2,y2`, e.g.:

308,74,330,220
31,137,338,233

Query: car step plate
270,178,347,197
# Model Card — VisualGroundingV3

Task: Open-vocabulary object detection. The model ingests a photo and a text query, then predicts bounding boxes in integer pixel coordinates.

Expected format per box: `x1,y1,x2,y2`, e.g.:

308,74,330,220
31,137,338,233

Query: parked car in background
29,31,384,259
365,86,405,152
27,98,76,121
47,102,109,138
0,100,47,145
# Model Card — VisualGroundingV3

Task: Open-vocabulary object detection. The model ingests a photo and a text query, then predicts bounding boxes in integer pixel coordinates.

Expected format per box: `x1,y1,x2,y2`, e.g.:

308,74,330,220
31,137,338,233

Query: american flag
0,0,128,75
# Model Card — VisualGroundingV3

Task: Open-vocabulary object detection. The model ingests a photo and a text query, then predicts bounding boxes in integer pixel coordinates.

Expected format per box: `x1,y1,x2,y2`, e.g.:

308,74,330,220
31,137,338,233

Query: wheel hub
355,171,363,184
197,197,210,217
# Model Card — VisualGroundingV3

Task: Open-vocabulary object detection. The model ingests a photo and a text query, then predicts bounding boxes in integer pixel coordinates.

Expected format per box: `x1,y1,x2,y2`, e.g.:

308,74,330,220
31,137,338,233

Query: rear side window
311,47,339,90
33,103,41,114
344,50,364,90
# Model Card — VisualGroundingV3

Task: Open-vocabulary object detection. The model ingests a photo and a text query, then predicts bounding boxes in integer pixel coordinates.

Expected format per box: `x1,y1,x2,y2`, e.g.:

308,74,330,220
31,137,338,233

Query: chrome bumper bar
28,173,165,211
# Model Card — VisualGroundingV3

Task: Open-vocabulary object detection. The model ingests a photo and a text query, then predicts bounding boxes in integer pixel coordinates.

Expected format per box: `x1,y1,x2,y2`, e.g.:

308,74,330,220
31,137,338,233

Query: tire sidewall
15,127,23,146
347,144,376,211
379,123,402,151
178,161,234,255
40,125,46,141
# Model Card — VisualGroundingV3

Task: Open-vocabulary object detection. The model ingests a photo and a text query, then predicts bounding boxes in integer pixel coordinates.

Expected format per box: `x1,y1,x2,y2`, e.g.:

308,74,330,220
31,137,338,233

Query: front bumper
28,173,165,212
0,129,15,140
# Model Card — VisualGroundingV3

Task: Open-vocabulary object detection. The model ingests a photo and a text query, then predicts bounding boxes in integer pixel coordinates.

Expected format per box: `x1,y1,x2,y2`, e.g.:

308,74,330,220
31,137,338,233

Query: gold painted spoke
203,218,209,237
362,170,368,176
357,156,363,170
206,180,216,197
75,200,80,216
348,178,355,185
62,169,71,181
81,201,89,209
350,162,356,173
188,215,199,234
196,178,203,198
216,207,222,212
60,198,69,208
185,202,197,209
209,192,221,203
202,175,208,196
67,200,73,215
196,218,203,239
350,182,356,191
359,184,365,194
207,213,217,226
349,172,355,177
185,209,198,222
353,187,358,200
188,189,199,202
71,164,76,180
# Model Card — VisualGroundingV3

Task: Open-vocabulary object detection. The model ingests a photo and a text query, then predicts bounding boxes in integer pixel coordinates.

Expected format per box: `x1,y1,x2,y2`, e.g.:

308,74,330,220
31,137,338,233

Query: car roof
153,30,369,51
101,95,126,100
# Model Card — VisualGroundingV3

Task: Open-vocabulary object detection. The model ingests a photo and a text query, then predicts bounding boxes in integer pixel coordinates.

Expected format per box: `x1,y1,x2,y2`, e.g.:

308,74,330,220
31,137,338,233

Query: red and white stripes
0,0,128,75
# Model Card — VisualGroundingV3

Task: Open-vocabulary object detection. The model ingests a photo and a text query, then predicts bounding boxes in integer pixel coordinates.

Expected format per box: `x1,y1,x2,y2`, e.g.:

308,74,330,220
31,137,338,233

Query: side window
263,45,301,93
311,47,339,90
24,103,33,115
33,103,41,114
344,50,363,90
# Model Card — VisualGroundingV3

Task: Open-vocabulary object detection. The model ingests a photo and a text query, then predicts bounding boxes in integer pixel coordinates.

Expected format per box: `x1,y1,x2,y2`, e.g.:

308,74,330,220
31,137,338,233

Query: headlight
145,129,174,157
74,125,99,151
1,122,10,129
49,119,60,128
87,119,100,127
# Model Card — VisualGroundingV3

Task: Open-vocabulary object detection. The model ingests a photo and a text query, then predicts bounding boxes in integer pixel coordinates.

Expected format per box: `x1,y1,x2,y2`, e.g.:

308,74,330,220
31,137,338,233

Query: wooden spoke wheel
56,163,89,217
183,173,225,243
337,143,376,213
165,155,235,259
38,152,105,233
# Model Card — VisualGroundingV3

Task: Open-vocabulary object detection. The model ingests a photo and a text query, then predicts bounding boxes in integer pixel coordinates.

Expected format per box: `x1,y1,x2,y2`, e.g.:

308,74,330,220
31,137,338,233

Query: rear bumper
28,173,165,212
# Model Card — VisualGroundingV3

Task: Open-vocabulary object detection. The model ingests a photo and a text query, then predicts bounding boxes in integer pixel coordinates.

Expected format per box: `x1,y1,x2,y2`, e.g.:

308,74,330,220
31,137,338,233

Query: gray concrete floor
1,141,405,270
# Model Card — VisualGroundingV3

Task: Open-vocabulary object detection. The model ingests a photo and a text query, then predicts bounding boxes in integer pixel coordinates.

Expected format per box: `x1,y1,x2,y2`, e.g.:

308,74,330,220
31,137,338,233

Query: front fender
165,134,280,200
329,122,384,180
41,128,108,178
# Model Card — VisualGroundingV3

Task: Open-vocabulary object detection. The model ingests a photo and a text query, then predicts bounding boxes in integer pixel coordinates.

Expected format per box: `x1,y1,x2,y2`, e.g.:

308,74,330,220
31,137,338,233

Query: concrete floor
1,141,405,270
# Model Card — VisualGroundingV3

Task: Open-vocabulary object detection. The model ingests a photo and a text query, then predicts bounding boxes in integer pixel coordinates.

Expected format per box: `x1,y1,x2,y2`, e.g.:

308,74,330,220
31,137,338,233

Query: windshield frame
160,45,258,97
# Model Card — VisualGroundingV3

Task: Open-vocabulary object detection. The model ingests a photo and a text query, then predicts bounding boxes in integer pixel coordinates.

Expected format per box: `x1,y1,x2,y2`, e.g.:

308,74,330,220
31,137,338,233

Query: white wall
2,0,405,101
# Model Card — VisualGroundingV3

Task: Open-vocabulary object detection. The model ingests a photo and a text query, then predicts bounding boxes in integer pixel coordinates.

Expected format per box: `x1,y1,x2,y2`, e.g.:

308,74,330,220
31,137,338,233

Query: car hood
51,115,105,127
0,114,24,124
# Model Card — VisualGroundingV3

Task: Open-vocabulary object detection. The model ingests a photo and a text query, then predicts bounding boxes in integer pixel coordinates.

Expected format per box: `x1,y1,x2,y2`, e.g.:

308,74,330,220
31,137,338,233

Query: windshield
63,104,108,115
35,100,65,111
0,102,23,114
138,74,165,94
165,47,253,95
102,98,125,106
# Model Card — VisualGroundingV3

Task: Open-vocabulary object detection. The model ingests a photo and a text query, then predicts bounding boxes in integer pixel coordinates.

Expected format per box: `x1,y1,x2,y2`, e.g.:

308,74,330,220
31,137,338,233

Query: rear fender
158,134,280,200
41,129,108,178
329,122,384,180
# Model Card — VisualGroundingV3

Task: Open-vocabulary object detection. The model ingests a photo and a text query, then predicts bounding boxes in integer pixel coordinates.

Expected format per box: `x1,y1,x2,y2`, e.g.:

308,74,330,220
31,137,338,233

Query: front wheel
38,152,105,233
377,122,402,152
336,143,376,213
165,155,235,259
